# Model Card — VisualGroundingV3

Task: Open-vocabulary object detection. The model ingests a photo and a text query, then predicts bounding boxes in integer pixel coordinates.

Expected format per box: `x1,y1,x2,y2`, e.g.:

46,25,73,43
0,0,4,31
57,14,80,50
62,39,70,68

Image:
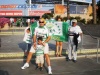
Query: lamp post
92,0,97,24
67,0,70,19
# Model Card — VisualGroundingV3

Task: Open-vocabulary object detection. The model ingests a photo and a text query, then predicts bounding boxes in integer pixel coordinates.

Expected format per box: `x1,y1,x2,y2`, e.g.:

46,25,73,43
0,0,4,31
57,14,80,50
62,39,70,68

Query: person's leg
56,41,59,57
25,43,31,56
72,45,77,62
44,54,51,66
26,52,34,63
21,46,35,69
35,56,40,69
24,43,28,56
44,54,52,74
68,42,72,60
40,55,44,71
59,42,63,57
40,55,44,67
44,43,52,74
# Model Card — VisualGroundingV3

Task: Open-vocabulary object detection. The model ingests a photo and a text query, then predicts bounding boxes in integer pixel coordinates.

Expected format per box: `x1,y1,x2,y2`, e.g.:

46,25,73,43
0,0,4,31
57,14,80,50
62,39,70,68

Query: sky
0,0,99,5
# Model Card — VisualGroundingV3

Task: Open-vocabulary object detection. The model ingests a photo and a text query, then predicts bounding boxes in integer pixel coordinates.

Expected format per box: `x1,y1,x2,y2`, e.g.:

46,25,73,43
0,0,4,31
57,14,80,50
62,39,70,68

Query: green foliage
42,13,53,19
70,16,75,20
80,19,86,24
87,19,93,24
75,16,81,22
43,13,87,24
62,17,67,21
55,15,61,21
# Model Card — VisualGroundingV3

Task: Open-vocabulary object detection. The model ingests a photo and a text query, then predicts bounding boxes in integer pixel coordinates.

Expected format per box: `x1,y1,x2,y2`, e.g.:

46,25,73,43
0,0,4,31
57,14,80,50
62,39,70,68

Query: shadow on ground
0,70,9,75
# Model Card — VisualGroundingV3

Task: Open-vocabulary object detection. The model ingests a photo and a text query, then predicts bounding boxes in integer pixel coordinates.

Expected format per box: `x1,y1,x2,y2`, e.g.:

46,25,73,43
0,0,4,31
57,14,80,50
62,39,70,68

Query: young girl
23,27,32,56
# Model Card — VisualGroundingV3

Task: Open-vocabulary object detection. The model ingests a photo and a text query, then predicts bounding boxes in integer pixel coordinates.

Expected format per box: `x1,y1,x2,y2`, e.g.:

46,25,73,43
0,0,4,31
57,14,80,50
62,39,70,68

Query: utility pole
92,0,97,24
67,0,70,19
62,0,64,5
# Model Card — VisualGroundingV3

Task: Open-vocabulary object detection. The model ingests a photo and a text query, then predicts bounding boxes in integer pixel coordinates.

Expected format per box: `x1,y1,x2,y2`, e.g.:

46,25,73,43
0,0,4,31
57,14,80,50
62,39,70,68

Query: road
0,57,100,75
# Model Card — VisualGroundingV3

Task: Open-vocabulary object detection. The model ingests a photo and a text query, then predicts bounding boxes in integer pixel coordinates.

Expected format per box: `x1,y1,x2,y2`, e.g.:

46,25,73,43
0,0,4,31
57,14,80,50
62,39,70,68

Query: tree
42,13,53,19
97,0,100,23
92,0,97,24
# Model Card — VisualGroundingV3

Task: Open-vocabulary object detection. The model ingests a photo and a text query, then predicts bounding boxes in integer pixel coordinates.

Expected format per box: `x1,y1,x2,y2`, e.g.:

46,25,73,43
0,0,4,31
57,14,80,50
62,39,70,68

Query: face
38,40,42,45
58,18,61,21
39,19,45,27
72,22,77,27
26,30,30,33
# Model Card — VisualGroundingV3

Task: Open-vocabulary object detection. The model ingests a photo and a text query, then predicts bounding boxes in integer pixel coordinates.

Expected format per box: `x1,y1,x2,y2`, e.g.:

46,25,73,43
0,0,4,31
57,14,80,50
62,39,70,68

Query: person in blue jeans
23,27,32,56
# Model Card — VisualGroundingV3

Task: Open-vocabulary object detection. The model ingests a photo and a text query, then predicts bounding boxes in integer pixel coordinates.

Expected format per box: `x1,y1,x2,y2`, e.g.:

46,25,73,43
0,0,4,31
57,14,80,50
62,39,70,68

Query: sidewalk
0,27,100,58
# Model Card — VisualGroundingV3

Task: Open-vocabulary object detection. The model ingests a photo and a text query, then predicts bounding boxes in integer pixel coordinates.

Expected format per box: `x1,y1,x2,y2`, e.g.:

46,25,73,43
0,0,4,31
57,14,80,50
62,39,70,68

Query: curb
1,27,26,30
0,54,100,62
0,49,100,58
0,32,24,35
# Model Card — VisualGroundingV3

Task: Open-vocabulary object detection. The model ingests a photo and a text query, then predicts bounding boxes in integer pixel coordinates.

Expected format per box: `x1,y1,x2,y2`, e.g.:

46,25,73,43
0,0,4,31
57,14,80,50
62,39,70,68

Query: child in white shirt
23,27,32,56
34,37,45,71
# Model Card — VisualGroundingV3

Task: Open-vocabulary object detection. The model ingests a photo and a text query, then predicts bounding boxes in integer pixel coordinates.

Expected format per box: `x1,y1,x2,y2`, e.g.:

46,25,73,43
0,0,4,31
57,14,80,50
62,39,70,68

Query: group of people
22,18,83,75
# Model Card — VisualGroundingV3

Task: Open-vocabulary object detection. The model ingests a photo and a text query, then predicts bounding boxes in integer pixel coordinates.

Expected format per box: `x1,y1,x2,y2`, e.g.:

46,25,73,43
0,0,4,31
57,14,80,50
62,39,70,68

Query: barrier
79,22,100,63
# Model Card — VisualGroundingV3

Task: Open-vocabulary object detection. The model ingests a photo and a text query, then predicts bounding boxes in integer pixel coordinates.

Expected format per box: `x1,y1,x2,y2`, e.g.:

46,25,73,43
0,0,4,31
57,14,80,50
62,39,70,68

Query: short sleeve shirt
34,26,50,42
69,25,82,34
35,45,44,56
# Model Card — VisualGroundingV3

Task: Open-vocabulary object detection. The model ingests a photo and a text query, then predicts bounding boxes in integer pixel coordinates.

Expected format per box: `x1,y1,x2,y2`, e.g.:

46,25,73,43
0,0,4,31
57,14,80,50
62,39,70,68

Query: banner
30,22,38,37
0,4,17,8
0,4,42,9
30,20,69,42
54,4,67,14
29,10,51,16
0,10,22,16
46,21,69,42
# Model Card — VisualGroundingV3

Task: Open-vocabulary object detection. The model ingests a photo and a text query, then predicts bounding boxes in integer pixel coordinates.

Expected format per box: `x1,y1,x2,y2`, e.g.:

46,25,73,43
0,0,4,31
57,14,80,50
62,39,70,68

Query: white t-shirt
69,25,82,34
34,26,50,42
69,25,82,43
23,27,32,43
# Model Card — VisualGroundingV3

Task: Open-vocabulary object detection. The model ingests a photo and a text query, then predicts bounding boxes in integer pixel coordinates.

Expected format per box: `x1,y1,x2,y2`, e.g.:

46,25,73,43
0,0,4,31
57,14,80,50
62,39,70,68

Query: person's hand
42,42,45,46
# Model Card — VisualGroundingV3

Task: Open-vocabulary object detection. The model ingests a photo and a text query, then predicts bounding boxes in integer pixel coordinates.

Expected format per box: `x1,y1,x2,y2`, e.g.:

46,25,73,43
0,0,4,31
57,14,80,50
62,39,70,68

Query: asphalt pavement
0,57,100,75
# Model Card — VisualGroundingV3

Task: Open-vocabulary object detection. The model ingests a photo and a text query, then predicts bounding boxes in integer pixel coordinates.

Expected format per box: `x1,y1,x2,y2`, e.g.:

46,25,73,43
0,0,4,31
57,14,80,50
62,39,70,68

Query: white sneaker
48,71,52,75
21,63,29,69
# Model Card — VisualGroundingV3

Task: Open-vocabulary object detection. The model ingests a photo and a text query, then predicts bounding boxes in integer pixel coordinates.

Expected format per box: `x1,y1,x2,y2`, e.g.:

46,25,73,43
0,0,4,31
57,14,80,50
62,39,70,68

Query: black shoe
73,60,77,63
40,67,43,71
35,66,39,70
66,58,71,61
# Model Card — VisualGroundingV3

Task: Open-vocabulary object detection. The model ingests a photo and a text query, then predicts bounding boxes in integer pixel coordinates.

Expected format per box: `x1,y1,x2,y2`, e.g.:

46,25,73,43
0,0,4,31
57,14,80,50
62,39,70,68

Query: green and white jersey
34,26,50,42
35,45,44,56
25,33,32,43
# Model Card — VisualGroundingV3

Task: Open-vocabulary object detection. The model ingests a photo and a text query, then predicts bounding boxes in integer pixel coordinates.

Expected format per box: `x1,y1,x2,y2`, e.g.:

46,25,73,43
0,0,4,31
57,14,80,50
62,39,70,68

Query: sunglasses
39,21,44,23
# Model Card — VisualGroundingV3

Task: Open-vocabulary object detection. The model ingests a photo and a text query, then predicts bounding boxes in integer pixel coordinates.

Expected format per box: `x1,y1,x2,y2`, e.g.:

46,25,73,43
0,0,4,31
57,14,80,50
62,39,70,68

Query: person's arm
33,35,36,48
44,36,51,43
42,36,51,46
79,33,82,37
78,26,83,37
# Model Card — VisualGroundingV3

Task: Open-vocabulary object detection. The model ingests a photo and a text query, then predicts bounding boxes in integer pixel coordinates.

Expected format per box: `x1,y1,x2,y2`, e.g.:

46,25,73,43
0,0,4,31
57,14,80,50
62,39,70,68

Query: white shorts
30,43,49,54
36,55,44,64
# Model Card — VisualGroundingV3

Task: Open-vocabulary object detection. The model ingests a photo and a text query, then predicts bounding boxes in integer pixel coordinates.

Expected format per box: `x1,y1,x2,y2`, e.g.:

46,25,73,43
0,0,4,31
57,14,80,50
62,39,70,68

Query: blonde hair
39,18,46,24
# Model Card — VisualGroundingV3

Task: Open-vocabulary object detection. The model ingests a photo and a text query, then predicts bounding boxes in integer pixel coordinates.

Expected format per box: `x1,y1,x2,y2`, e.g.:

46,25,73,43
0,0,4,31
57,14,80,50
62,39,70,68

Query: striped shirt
35,45,44,56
